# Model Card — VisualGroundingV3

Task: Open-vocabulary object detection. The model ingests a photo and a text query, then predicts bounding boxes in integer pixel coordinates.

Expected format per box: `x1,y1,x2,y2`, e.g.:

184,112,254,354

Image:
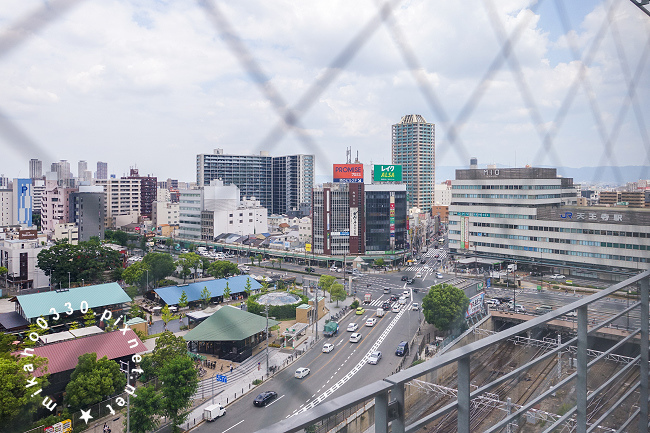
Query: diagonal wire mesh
0,0,648,183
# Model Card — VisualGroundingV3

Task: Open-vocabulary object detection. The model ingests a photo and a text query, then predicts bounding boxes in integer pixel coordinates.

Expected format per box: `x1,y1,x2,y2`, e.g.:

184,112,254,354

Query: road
192,276,425,433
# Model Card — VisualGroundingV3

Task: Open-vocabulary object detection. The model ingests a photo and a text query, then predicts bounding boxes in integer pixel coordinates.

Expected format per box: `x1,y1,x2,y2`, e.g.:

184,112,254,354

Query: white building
179,188,203,240
298,216,312,244
152,201,180,226
94,178,141,228
449,167,650,281
32,179,45,214
434,182,452,206
156,187,171,202
0,188,13,227
53,222,79,245
0,234,50,290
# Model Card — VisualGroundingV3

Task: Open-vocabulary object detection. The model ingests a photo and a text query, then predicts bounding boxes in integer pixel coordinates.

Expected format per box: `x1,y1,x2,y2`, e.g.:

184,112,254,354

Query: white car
322,343,334,353
392,304,401,313
415,272,423,278
436,272,443,279
330,266,340,272
402,290,410,298
349,333,362,343
295,367,310,379
365,318,377,327
411,303,419,311
347,323,359,332
398,296,407,305
486,298,500,307
367,351,382,365
549,274,566,280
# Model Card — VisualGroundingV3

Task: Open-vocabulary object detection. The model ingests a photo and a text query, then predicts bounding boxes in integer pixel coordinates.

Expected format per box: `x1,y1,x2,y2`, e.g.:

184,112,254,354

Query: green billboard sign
374,165,402,182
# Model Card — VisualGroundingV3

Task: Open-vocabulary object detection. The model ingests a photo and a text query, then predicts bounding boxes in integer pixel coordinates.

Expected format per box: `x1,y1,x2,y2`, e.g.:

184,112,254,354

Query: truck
204,403,226,421
507,264,517,273
376,308,386,317
364,293,372,304
323,321,339,337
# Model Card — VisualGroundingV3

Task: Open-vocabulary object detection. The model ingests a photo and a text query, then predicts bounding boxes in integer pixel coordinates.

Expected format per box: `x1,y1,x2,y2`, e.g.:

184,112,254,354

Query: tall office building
29,159,42,180
272,154,314,215
197,149,314,215
78,160,92,183
96,161,108,180
51,160,72,187
126,168,157,220
69,186,105,241
392,114,435,211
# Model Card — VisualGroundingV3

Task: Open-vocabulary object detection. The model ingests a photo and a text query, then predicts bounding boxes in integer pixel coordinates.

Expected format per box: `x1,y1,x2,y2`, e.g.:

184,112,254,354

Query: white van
376,308,386,317
204,403,226,421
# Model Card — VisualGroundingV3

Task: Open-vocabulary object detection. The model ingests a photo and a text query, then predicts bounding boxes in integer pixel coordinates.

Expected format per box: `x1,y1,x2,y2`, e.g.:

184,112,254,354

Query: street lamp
68,272,71,289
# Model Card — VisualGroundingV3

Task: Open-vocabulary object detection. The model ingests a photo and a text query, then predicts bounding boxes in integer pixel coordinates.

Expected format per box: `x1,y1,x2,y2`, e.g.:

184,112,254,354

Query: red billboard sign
333,164,364,183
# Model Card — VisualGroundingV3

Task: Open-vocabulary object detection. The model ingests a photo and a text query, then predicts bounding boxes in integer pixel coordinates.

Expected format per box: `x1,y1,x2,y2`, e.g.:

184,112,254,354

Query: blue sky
0,0,648,182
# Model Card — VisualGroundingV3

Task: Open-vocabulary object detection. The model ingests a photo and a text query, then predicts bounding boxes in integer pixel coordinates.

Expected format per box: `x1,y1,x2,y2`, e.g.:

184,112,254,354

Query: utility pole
68,272,71,289
314,283,319,341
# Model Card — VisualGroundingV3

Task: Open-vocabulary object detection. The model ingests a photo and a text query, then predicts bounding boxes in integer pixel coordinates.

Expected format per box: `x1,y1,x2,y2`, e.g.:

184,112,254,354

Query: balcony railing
257,270,649,433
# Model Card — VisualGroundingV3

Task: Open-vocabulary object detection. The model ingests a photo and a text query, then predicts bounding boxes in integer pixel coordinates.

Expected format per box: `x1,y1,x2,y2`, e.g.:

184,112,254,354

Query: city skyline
1,1,648,182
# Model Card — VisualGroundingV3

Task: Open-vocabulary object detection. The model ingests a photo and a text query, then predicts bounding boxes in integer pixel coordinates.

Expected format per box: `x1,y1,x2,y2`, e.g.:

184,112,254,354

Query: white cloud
0,0,647,181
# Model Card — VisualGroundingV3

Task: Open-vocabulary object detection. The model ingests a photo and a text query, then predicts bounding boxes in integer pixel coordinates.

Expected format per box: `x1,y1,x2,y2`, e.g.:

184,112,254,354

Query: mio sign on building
333,164,364,183
373,165,402,182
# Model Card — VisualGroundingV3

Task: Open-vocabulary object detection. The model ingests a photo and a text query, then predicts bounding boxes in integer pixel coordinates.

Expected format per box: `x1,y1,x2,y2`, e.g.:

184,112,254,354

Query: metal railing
257,269,649,433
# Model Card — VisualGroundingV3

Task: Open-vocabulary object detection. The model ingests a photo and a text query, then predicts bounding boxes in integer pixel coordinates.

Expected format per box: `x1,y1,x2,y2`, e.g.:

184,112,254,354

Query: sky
0,0,648,183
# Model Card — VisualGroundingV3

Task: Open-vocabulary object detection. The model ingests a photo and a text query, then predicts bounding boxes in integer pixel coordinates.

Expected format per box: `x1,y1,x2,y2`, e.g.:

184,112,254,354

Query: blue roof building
153,275,261,306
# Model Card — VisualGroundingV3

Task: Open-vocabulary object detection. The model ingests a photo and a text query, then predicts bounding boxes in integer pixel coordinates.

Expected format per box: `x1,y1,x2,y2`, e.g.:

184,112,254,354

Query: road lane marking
291,306,408,416
266,394,284,407
222,420,245,432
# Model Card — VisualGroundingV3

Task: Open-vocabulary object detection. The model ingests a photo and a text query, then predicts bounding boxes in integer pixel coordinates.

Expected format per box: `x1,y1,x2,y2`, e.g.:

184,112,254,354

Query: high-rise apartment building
77,160,92,183
29,159,42,180
272,154,314,215
126,168,157,220
197,149,273,210
312,183,365,255
196,149,314,215
41,175,77,233
392,114,435,211
94,178,141,228
96,161,108,180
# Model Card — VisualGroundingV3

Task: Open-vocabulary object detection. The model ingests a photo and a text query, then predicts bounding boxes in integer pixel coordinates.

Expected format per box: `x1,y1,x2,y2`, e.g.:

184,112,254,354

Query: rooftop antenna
346,147,351,164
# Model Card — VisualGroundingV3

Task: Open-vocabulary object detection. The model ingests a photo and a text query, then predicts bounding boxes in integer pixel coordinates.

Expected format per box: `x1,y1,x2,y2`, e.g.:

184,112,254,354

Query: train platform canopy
183,306,278,342
17,329,144,377
456,258,501,266
153,275,261,306
14,283,132,320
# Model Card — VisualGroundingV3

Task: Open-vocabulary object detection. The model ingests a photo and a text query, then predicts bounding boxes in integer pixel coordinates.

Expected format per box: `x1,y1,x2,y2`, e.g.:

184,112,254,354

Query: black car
497,296,512,303
395,341,409,356
401,275,409,281
420,259,426,264
253,390,278,407
389,295,398,302
304,267,315,273
382,301,392,311
406,278,414,285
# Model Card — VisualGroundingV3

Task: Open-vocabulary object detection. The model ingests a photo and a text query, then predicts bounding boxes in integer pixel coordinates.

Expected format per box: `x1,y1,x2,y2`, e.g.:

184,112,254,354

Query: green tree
0,355,49,423
124,384,161,433
0,266,7,277
122,261,150,291
260,280,271,293
161,305,179,331
318,275,336,294
83,309,96,327
37,240,122,287
159,355,199,432
422,283,470,332
223,282,231,302
256,254,262,266
250,255,255,265
22,321,48,348
178,290,188,309
374,258,385,267
141,332,188,379
129,302,147,320
177,252,201,283
142,252,175,287
64,353,126,409
207,260,240,278
200,286,212,307
105,229,129,246
330,283,347,306
244,277,252,297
